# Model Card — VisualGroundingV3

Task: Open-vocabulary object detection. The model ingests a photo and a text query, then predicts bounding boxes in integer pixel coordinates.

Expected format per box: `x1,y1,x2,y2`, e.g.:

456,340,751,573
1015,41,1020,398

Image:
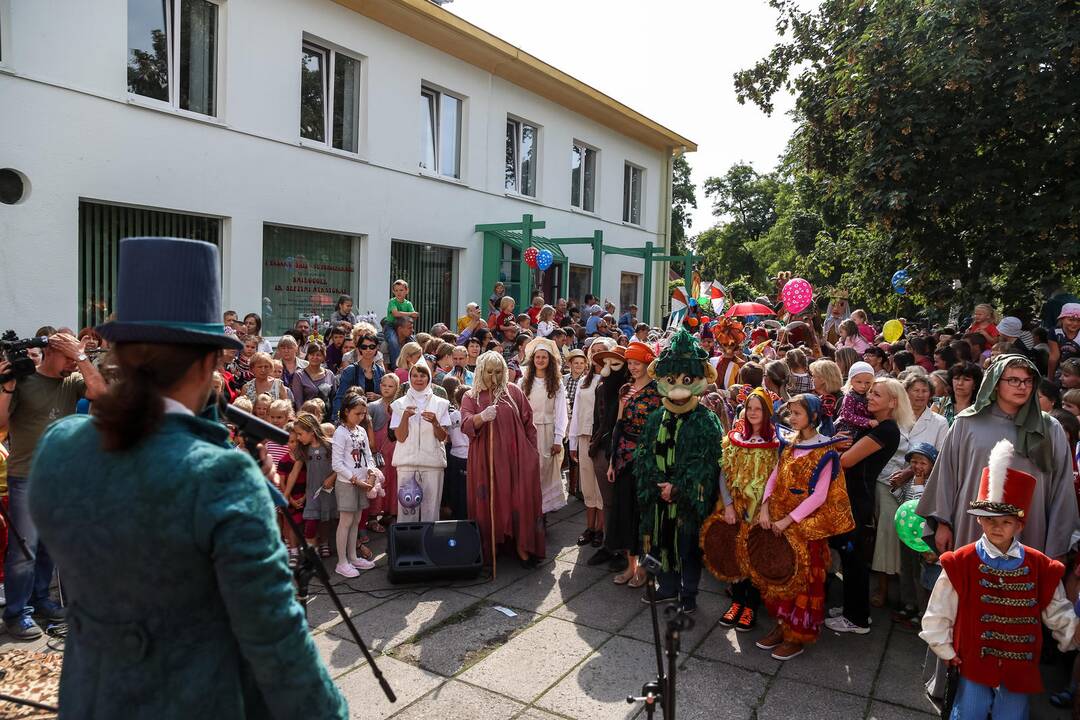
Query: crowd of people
4,268,1080,716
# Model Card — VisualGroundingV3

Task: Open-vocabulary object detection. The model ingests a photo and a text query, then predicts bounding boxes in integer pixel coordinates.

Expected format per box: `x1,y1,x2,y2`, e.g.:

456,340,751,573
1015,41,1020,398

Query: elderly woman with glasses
332,333,385,419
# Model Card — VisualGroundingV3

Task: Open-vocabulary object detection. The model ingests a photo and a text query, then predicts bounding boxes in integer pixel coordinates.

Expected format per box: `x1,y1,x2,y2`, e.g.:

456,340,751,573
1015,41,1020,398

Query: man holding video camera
26,237,347,718
0,327,105,639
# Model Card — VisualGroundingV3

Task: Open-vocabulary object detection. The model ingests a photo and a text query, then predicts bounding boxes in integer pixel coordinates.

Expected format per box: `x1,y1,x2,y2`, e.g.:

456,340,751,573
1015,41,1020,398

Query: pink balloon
781,277,813,314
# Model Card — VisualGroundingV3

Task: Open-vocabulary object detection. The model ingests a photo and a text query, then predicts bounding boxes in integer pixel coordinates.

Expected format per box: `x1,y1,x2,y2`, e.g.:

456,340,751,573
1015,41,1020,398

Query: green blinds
78,200,221,329
390,241,454,328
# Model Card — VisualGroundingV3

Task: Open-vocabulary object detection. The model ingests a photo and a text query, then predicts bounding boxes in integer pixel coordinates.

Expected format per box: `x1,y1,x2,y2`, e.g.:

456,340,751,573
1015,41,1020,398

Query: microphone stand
225,404,396,704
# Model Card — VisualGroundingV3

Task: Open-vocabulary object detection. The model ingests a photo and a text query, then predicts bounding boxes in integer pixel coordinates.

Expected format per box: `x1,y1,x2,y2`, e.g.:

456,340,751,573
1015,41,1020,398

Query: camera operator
26,238,347,718
0,327,105,639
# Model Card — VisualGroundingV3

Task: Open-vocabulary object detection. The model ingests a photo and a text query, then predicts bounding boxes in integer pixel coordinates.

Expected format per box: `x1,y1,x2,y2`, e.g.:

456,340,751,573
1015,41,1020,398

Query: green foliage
724,276,766,304
732,0,1080,314
670,154,697,275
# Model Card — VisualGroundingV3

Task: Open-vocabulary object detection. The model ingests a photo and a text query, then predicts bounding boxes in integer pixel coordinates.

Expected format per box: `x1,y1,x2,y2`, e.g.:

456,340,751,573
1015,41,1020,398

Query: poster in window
262,226,356,336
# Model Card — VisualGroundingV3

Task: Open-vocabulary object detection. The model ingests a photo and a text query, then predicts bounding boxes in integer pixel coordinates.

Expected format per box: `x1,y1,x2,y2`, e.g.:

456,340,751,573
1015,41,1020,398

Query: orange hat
624,341,656,364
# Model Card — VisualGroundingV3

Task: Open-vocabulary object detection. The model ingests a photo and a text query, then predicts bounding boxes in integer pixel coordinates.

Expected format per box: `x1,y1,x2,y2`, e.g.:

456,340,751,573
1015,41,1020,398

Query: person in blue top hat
28,237,347,719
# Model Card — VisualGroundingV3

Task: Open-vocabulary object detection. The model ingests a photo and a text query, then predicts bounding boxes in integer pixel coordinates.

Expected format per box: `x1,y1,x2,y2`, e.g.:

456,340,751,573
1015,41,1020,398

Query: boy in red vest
920,439,1080,718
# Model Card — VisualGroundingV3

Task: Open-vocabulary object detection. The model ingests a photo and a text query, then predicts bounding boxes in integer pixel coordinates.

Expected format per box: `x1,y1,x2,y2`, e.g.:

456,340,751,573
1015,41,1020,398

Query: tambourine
745,525,798,588
700,513,743,582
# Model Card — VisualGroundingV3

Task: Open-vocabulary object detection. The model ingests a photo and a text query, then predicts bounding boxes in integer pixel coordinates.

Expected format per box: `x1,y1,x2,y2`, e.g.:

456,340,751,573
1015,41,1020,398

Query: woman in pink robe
462,351,545,568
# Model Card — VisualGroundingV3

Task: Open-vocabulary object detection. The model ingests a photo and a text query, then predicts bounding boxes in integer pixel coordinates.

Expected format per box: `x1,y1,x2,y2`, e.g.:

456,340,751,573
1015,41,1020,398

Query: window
390,242,455,327
498,242,522,304
299,41,361,152
623,164,643,225
568,265,592,306
419,85,462,178
505,118,538,196
263,225,359,337
79,201,222,329
570,141,597,212
620,272,640,312
127,0,218,116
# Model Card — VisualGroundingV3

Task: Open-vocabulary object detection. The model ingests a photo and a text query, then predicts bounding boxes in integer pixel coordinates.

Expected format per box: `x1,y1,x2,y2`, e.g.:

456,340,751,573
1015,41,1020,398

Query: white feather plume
987,439,1014,503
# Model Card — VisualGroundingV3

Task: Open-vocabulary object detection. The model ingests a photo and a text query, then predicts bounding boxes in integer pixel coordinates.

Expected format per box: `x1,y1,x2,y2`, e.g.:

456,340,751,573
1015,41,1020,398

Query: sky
447,0,798,235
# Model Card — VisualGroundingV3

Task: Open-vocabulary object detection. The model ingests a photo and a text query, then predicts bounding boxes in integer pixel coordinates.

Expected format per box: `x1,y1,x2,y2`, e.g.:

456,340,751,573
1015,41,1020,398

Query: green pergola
475,214,695,325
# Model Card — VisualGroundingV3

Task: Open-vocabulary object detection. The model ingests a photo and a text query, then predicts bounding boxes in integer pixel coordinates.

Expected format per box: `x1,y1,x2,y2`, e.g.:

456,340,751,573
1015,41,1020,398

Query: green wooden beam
591,231,603,298
642,241,654,323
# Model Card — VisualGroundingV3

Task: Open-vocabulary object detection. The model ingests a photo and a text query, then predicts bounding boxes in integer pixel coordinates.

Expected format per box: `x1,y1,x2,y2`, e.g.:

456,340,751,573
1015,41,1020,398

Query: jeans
656,528,703,606
951,676,1029,720
2,476,56,623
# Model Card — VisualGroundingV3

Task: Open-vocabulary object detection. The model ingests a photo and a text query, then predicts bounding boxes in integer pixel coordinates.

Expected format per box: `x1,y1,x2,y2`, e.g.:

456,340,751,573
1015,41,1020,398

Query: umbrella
725,302,776,317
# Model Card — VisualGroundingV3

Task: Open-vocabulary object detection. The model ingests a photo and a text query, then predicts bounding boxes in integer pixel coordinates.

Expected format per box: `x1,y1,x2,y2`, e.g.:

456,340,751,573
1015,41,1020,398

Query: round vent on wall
0,169,29,205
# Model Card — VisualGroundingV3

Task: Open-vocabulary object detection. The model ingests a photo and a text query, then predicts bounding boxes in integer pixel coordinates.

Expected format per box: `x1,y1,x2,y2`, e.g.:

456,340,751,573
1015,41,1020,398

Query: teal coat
28,414,347,719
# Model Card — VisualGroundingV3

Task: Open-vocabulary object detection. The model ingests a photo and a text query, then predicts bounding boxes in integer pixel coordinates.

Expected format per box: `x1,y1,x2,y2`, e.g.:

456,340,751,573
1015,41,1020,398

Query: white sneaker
827,607,873,624
351,558,376,571
824,615,871,634
335,563,360,578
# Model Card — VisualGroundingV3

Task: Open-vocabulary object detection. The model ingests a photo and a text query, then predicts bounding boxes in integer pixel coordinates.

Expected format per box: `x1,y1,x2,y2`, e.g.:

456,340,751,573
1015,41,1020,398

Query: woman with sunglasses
333,333,385,420
291,341,338,420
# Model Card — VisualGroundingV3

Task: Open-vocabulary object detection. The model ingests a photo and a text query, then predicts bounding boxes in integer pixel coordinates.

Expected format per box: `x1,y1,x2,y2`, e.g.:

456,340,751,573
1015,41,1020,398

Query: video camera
0,331,49,385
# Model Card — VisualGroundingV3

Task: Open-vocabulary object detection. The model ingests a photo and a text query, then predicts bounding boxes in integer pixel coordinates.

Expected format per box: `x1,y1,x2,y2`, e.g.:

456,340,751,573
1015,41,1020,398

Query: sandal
577,529,595,546
367,519,387,534
627,570,648,588
613,567,634,585
357,544,374,561
318,542,331,558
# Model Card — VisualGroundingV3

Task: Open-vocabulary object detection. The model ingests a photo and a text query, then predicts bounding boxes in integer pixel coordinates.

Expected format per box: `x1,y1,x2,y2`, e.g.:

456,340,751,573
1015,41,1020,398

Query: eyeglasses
360,344,377,350
1000,377,1034,388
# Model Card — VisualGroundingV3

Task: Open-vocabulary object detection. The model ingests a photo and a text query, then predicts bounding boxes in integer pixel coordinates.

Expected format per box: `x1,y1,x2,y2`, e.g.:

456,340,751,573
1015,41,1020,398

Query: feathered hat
709,317,746,347
968,439,1036,518
652,328,709,378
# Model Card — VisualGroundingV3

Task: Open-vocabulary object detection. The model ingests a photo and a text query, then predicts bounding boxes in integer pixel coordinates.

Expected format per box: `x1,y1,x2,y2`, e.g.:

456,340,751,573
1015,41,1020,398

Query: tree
669,154,697,275
703,163,780,243
734,0,1080,313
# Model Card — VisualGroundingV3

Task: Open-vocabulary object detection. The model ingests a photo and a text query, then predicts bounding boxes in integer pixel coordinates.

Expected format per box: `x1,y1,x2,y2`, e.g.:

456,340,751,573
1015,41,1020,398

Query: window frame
0,0,11,68
622,162,644,226
126,0,223,119
298,37,363,154
505,115,540,198
419,83,464,180
570,139,599,213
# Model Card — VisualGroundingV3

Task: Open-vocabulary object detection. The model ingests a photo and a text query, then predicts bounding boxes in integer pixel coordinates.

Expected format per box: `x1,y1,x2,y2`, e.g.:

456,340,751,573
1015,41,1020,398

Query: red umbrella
725,302,776,317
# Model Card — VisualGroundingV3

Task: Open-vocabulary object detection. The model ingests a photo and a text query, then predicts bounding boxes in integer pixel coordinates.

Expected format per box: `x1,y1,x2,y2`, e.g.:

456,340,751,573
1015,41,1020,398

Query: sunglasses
360,343,378,350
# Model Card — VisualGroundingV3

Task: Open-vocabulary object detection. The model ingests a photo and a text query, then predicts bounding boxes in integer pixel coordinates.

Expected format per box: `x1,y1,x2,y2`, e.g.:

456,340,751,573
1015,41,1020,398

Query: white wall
0,0,671,336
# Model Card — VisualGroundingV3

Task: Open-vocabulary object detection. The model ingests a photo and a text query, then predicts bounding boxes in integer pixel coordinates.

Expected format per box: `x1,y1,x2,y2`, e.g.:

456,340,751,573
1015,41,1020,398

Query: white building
0,0,695,338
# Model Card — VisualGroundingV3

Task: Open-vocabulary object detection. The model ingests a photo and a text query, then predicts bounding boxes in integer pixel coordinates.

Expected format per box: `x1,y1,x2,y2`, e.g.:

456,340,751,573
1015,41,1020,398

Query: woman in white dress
519,337,569,515
569,340,609,546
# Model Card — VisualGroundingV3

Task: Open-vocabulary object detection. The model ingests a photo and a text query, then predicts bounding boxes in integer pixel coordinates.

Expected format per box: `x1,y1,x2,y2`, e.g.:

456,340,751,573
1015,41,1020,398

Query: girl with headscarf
753,394,854,661
518,338,569,515
390,357,450,523
461,352,545,568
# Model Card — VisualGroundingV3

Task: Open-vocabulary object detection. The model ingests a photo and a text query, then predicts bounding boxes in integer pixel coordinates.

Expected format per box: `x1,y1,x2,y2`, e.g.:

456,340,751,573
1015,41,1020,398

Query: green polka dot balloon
894,499,931,553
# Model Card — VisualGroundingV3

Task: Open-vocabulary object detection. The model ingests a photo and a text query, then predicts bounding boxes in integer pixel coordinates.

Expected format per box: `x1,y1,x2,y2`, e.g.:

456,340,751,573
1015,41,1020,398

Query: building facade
0,0,694,337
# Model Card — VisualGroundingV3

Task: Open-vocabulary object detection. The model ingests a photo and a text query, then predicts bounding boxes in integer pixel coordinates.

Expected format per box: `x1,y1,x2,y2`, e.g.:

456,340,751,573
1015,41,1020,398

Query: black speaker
387,520,484,583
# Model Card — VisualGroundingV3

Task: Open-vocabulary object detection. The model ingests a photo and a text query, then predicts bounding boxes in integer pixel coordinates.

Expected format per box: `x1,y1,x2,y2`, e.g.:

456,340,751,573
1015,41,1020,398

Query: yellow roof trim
330,0,697,153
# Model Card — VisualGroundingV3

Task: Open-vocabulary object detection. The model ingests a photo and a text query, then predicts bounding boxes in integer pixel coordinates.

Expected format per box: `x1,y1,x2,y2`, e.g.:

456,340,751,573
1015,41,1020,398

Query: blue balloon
891,269,910,295
537,249,554,271
688,297,697,307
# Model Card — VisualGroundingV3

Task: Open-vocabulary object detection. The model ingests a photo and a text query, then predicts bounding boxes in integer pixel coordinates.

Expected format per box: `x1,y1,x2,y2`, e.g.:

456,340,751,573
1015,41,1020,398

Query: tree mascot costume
634,329,724,610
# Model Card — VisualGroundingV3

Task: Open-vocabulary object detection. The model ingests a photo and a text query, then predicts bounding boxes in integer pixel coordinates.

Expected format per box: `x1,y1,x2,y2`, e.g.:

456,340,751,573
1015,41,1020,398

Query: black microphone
224,403,289,450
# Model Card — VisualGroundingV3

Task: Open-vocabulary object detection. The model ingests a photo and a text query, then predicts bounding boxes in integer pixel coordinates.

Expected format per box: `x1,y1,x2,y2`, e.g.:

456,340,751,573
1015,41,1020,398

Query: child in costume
753,394,854,661
835,361,877,436
702,385,782,632
920,439,1080,719
894,441,937,626
708,317,747,390
635,329,724,612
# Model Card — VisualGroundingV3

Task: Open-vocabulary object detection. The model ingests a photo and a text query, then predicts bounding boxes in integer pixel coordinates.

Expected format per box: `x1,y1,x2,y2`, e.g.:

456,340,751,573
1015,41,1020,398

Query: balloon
688,297,697,307
780,277,813,314
891,269,910,295
883,319,904,343
894,499,930,553
524,247,539,270
537,249,554,272
698,296,710,308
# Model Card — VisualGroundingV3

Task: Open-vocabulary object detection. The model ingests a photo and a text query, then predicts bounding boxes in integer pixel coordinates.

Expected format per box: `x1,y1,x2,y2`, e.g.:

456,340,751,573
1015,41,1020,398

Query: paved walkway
1,496,1074,719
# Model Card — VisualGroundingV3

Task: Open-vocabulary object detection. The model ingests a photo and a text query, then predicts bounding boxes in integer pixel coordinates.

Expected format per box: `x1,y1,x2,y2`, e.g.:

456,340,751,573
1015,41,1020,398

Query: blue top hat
96,237,242,350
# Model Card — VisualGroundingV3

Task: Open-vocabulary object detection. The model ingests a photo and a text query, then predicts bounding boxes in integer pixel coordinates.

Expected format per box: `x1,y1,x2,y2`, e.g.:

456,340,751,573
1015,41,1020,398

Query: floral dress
607,380,661,553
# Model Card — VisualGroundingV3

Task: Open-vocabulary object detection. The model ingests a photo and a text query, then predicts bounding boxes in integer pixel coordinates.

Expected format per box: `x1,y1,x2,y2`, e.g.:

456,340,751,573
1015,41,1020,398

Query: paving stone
689,619,782,676
305,585,390,633
514,709,570,720
546,496,586,526
459,616,610,702
453,552,554,599
866,700,935,719
673,655,769,720
534,635,656,720
550,576,649,633
389,679,524,719
336,654,443,720
489,559,607,614
391,602,540,677
312,629,368,679
775,611,890,696
327,587,479,652
757,677,866,720
544,518,588,556
871,625,941,714
620,594,725,662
